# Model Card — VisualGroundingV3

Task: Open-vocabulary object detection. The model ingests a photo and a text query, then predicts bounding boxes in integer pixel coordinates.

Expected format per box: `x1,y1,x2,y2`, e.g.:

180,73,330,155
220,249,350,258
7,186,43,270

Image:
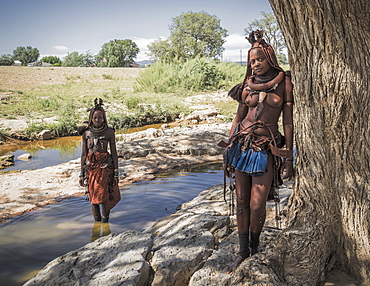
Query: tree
96,39,139,67
13,46,40,65
0,54,14,66
62,52,85,67
41,56,62,66
231,0,370,285
245,12,286,60
148,11,228,62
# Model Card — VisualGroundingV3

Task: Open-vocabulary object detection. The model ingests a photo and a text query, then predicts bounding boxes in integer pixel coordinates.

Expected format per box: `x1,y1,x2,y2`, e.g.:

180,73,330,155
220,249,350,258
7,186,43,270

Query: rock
24,230,153,286
185,109,219,122
18,153,32,160
36,130,51,140
0,154,14,162
150,211,230,286
0,155,14,169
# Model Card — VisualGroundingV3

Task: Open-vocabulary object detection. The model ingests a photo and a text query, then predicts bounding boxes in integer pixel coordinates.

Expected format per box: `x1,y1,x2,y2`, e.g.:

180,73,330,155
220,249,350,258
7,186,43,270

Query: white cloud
222,33,251,62
54,46,69,51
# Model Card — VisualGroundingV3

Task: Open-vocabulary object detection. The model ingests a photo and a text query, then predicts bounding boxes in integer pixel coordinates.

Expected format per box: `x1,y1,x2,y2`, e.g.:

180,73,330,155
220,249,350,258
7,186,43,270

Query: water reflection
91,222,111,242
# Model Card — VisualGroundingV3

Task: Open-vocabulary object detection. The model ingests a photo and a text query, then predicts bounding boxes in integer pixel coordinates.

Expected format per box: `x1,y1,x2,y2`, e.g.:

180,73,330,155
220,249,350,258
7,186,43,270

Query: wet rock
18,153,32,160
36,130,51,140
0,154,14,169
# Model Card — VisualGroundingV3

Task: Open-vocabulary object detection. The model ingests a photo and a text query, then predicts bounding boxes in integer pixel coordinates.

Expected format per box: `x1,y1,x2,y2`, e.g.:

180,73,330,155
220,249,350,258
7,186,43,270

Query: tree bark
260,0,370,284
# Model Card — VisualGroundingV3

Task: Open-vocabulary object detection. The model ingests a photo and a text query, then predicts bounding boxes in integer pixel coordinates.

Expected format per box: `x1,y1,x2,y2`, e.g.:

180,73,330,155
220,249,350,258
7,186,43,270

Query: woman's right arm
79,133,88,186
229,103,248,139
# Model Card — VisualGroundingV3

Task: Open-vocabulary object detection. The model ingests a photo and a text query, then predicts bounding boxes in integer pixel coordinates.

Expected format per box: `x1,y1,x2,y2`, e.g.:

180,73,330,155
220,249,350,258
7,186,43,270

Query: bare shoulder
105,127,116,140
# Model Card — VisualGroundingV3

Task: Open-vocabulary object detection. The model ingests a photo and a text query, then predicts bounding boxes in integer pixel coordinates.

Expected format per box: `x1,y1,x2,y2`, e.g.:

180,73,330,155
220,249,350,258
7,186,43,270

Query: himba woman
79,98,121,223
223,31,294,274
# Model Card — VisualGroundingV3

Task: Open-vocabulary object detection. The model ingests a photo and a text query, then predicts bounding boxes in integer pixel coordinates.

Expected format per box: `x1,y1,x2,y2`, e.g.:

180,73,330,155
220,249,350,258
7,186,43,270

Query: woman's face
249,48,271,76
92,110,104,128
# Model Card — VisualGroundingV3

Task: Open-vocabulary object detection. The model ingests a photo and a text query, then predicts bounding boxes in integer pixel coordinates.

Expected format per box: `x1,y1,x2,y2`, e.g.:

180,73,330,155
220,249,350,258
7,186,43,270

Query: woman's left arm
109,129,119,185
281,76,294,179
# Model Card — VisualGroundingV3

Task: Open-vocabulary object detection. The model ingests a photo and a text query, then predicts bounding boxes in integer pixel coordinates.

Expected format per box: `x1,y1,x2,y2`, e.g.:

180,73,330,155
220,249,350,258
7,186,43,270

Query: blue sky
0,0,272,62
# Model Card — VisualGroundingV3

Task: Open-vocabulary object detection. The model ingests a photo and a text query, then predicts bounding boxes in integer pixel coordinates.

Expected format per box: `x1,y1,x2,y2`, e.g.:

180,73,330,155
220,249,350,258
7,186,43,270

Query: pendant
259,92,267,102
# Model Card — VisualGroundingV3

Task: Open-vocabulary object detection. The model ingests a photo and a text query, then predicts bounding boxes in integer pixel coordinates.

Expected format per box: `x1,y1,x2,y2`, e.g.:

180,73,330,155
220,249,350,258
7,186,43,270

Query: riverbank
0,123,231,223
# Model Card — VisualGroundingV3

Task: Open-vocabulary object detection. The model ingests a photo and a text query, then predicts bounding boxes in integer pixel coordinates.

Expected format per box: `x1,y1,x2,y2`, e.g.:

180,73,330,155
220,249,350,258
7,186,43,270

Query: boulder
24,230,153,286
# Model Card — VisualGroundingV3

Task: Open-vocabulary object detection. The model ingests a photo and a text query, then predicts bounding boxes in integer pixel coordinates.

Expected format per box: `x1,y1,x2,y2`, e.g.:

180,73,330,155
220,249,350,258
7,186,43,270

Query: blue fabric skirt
225,142,268,176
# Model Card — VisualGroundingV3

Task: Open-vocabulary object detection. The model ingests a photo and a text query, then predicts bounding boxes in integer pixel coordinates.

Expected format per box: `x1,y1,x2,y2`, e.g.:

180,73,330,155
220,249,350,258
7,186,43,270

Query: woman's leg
91,204,101,221
249,154,274,254
101,204,110,223
227,170,252,274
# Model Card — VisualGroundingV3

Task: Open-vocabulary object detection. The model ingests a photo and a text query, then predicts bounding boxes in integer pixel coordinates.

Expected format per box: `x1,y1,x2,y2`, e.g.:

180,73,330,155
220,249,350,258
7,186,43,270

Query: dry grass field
0,66,142,91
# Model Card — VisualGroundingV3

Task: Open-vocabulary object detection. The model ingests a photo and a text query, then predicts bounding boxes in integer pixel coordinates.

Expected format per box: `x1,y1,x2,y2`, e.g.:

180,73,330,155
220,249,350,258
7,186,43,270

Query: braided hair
245,30,283,78
78,98,109,135
87,98,108,127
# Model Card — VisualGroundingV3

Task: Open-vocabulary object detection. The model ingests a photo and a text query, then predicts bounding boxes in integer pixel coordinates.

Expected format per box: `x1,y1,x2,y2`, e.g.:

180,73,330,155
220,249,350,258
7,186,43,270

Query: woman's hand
113,176,119,186
79,177,86,187
280,161,294,180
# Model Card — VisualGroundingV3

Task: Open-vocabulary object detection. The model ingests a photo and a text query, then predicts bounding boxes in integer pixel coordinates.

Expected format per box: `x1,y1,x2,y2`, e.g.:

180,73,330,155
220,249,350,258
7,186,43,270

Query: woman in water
79,98,121,223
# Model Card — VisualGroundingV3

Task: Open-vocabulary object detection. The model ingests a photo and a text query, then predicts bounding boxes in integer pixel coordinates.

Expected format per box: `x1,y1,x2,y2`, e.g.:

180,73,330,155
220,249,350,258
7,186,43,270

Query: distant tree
83,50,95,67
148,11,228,62
0,54,14,66
41,56,62,66
13,46,40,65
96,39,139,67
245,12,287,63
62,52,85,67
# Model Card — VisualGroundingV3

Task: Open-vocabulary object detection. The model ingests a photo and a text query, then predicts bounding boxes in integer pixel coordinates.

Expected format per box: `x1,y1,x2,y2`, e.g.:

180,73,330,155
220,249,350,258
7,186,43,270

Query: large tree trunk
264,0,370,284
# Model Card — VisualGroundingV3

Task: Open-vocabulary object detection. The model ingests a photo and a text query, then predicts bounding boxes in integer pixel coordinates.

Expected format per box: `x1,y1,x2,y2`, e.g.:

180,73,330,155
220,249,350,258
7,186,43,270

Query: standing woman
79,98,121,223
225,31,294,274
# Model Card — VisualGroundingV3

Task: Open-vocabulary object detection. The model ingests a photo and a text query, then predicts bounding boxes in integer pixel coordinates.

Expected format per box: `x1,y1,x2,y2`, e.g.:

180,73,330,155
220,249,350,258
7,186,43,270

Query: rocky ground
24,183,294,286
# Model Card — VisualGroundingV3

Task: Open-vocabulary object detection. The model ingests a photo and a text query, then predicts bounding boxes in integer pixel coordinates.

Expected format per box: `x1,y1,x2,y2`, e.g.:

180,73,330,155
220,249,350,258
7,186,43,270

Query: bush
134,58,246,93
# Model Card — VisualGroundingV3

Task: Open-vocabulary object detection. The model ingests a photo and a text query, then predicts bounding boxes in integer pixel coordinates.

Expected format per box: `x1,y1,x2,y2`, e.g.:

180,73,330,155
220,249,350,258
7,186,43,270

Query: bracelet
285,158,294,161
79,172,85,177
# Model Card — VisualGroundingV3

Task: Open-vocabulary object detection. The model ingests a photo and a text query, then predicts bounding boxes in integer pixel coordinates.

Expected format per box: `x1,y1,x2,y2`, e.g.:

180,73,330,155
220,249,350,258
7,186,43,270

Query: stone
17,153,32,160
36,130,52,140
24,230,153,286
0,155,14,169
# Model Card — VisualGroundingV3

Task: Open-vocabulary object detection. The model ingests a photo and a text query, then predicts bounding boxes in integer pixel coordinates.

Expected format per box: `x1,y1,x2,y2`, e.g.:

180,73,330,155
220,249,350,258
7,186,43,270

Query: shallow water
0,163,223,286
0,123,165,171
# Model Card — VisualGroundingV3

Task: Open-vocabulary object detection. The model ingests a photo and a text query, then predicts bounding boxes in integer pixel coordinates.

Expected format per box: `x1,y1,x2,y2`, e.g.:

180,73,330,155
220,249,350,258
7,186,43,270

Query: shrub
134,58,246,93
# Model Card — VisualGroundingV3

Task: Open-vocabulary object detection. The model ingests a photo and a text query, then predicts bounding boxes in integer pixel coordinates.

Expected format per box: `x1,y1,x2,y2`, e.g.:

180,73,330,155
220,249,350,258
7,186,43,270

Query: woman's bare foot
226,255,246,274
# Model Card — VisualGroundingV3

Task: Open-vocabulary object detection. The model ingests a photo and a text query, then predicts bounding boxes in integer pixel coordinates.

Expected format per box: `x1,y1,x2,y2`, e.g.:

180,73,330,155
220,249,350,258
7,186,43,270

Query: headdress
245,30,283,78
87,98,108,127
78,98,109,135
